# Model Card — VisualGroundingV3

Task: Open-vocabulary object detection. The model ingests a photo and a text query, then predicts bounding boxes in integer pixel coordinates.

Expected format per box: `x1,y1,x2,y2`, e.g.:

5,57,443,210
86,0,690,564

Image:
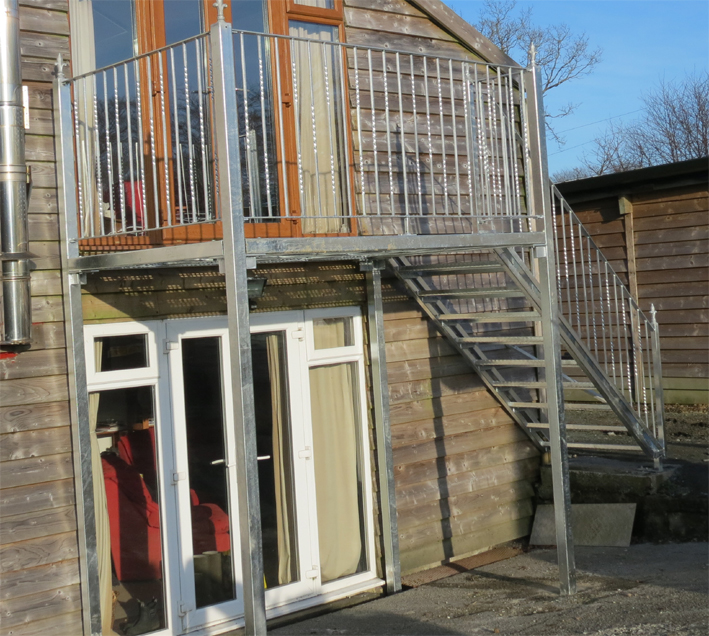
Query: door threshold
183,577,385,636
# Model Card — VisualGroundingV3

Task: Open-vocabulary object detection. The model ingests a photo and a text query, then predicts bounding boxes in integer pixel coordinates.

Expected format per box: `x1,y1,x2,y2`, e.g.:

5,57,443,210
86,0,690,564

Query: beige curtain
90,341,113,635
309,361,362,583
267,334,296,586
289,21,346,234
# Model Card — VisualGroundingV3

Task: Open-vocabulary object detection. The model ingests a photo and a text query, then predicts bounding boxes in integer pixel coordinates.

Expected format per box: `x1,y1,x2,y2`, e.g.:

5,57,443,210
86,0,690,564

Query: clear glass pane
252,332,299,588
289,21,347,233
95,334,148,372
93,0,137,68
295,0,335,8
181,337,236,608
309,362,366,583
312,316,354,350
93,385,167,635
163,0,204,45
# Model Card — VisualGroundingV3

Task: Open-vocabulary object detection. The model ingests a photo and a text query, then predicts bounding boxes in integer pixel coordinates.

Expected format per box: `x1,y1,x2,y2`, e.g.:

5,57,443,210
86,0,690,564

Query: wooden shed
557,158,709,404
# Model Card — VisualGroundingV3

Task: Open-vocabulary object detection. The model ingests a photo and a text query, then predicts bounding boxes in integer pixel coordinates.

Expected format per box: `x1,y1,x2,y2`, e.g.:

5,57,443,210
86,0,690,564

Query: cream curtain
267,334,297,586
289,21,346,234
90,341,113,634
309,361,363,583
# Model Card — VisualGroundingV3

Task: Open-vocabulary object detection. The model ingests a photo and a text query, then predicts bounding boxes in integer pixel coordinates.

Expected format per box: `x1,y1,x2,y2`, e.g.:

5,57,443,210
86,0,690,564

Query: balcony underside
67,232,546,272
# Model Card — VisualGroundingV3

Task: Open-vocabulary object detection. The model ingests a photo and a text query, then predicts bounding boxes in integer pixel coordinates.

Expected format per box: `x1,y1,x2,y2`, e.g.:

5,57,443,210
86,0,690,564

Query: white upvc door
165,318,245,633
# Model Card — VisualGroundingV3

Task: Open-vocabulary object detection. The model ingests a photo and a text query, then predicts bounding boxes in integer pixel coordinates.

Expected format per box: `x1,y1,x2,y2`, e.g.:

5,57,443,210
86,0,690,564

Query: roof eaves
407,0,522,68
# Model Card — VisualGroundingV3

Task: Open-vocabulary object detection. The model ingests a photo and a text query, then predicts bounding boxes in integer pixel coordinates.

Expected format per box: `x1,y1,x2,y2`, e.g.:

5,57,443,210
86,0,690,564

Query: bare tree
576,72,709,176
474,0,602,139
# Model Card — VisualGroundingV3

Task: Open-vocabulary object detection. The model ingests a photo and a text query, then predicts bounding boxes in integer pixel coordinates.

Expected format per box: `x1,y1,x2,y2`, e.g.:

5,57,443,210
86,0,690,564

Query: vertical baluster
508,68,522,220
559,201,571,324
182,43,197,221
102,72,116,235
436,58,448,215
257,37,273,219
621,293,634,401
382,50,394,220
552,191,562,302
578,224,590,350
239,33,254,218
113,66,126,229
307,41,323,222
158,50,171,225
612,275,624,394
462,62,473,221
134,59,147,229
354,48,366,216
73,79,85,237
80,78,94,237
337,44,354,224
322,40,338,223
92,75,105,236
195,38,210,221
496,68,510,219
123,63,138,230
367,48,380,218
146,55,160,228
448,59,461,216
644,319,656,438
273,34,289,220
169,48,183,223
423,57,435,216
568,211,580,331
291,44,304,214
395,52,409,230
411,55,422,218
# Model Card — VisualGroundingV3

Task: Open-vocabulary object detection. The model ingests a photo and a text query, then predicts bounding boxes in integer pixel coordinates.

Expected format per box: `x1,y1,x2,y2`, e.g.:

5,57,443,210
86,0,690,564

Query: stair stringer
493,246,663,459
389,254,547,453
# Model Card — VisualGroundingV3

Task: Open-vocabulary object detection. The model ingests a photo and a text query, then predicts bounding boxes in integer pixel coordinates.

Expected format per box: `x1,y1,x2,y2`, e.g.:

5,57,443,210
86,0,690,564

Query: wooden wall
343,0,526,234
0,2,85,635
567,183,709,404
382,277,538,574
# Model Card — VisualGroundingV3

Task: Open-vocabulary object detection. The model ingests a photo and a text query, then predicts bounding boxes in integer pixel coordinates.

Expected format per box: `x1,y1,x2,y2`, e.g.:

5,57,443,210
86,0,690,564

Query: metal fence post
364,262,401,594
54,56,103,635
525,49,576,596
210,14,267,635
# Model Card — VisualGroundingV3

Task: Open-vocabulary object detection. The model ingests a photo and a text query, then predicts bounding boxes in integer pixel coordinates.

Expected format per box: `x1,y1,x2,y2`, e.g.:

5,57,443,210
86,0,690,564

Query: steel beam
246,232,546,260
526,56,576,596
210,18,267,635
55,59,102,635
68,240,224,272
363,262,401,594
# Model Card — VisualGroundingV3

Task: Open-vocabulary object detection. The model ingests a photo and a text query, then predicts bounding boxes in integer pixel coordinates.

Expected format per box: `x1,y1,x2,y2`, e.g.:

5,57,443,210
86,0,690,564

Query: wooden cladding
382,277,538,574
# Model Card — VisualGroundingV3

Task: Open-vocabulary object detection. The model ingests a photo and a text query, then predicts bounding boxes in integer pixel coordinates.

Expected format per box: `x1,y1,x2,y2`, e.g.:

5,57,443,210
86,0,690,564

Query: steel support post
363,262,401,594
210,17,267,635
54,58,102,635
650,305,666,471
525,52,576,596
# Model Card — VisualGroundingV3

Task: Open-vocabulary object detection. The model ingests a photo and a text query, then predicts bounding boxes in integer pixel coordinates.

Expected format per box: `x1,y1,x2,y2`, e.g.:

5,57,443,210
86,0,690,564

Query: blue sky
444,0,709,175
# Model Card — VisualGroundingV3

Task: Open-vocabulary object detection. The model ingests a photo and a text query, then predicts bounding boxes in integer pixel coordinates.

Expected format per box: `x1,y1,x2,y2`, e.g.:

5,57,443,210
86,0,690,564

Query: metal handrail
550,184,665,448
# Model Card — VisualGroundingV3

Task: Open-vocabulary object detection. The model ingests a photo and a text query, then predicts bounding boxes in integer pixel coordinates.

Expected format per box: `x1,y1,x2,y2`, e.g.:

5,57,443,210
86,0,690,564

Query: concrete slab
530,503,636,546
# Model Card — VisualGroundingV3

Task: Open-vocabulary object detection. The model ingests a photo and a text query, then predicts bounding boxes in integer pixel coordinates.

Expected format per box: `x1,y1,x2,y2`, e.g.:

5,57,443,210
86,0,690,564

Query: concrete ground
271,543,708,636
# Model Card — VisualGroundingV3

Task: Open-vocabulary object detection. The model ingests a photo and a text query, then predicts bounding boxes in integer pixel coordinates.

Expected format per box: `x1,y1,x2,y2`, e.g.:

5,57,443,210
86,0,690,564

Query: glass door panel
93,384,168,635
179,337,236,608
166,324,243,632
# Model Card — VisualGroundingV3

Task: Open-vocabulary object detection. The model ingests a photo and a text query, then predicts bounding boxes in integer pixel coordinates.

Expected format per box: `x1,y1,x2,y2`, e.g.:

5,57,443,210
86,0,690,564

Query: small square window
95,334,148,372
312,316,354,350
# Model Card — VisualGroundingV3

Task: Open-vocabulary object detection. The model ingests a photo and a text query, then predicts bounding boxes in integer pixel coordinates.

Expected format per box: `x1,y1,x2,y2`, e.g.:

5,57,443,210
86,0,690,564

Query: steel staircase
389,189,666,464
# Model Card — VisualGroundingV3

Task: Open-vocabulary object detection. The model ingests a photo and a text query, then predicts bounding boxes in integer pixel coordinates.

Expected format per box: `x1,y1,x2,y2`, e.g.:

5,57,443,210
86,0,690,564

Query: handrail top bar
63,25,526,84
230,27,527,72
65,31,210,83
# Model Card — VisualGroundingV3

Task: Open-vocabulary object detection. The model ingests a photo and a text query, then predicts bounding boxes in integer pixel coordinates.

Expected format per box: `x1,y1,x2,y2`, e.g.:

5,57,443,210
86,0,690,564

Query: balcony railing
58,26,542,246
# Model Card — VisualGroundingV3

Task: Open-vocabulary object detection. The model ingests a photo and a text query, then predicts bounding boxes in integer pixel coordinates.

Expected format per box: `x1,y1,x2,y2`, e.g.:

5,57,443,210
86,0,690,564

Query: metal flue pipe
0,0,31,345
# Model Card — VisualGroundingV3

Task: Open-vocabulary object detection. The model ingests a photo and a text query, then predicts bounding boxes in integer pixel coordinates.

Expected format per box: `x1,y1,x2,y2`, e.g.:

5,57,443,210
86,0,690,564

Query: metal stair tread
490,380,596,390
418,288,525,299
508,401,612,411
528,423,628,432
439,311,540,322
397,262,504,277
476,359,578,367
456,336,544,345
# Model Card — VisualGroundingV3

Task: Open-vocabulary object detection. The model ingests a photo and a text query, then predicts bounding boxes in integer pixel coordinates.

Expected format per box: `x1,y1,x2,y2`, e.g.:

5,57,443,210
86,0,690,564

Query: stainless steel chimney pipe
0,0,31,345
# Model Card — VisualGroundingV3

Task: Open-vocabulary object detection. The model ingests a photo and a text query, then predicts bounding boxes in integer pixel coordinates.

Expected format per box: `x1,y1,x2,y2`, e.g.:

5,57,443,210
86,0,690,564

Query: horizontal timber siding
383,277,539,574
562,183,709,404
0,2,83,635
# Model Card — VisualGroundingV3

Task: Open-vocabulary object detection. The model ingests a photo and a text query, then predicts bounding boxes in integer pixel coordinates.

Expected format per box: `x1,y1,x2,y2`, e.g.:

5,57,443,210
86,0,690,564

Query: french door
85,310,377,634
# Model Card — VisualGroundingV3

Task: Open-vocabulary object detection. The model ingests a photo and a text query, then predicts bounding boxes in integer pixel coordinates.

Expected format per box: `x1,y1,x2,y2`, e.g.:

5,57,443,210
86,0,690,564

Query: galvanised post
54,55,103,635
364,261,401,594
650,305,666,471
525,48,576,596
210,12,267,635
